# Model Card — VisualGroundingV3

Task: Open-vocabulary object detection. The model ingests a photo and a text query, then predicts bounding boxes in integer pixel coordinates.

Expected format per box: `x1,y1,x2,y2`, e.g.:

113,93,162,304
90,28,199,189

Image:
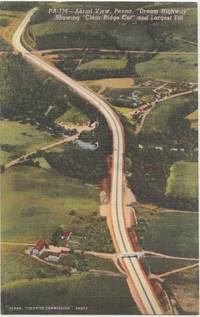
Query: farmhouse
61,231,72,240
31,240,47,256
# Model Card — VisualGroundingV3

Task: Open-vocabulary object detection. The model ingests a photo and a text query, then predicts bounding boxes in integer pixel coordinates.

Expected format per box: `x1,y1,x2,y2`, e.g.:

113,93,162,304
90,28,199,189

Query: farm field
82,77,135,90
1,166,100,242
86,255,118,272
113,106,133,119
133,202,198,260
134,201,198,314
77,57,127,71
1,273,139,314
141,93,197,135
56,106,89,125
136,53,197,82
0,120,58,165
59,253,118,273
167,269,199,313
1,244,57,285
166,161,198,201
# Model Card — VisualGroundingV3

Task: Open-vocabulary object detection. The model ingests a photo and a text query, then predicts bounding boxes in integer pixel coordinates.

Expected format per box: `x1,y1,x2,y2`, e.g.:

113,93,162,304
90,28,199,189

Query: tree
0,54,70,122
51,227,63,246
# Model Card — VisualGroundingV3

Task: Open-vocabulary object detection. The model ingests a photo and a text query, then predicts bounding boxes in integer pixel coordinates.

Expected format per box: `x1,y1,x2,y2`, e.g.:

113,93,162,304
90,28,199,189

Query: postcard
0,1,198,315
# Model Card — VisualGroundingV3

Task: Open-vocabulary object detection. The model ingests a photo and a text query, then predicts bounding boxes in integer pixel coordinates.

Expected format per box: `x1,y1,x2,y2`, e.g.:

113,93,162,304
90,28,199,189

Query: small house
61,231,72,241
31,240,47,256
45,255,60,263
91,121,99,129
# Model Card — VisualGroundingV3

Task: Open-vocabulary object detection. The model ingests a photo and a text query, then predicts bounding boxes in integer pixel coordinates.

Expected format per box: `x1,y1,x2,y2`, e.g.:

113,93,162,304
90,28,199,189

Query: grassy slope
153,8,197,43
77,57,127,71
133,203,198,274
2,273,139,314
0,120,58,165
86,255,118,272
113,106,132,116
166,161,198,201
136,53,197,82
141,93,197,134
1,244,57,285
1,166,99,242
56,106,88,124
59,254,118,273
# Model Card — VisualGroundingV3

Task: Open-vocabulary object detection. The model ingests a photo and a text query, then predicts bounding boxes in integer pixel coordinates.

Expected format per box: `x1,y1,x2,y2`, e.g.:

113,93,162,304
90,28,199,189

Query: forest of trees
0,54,71,124
44,143,108,184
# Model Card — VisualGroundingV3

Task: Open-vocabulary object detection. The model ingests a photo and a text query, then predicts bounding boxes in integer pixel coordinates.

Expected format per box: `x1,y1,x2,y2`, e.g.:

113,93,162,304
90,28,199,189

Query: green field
137,205,198,258
153,8,197,44
56,106,89,124
59,253,118,273
141,93,197,134
85,255,118,272
186,109,198,130
1,244,57,285
2,273,139,314
77,57,127,71
0,15,12,26
0,9,21,26
1,166,99,242
136,53,197,82
166,161,198,201
0,120,58,164
133,203,198,271
113,106,132,117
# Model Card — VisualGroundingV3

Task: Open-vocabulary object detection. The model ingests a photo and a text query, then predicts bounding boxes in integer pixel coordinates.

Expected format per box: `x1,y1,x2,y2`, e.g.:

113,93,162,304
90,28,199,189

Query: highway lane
12,8,164,315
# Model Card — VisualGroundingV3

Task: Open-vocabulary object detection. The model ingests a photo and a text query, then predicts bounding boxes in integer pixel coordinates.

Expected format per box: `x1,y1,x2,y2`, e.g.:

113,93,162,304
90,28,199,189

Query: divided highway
12,8,164,315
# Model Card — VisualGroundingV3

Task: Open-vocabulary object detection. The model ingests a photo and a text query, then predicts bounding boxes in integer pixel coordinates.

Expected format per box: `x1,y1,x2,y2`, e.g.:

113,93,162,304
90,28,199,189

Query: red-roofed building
31,240,47,256
61,231,72,241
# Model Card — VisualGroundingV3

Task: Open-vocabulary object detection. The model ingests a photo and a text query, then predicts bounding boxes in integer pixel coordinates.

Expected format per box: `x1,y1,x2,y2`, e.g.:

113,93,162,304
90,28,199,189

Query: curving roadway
12,8,164,315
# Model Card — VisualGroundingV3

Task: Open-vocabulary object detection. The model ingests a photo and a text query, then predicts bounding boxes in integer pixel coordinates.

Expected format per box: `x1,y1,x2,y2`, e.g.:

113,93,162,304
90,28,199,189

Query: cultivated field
166,161,198,201
1,244,57,285
2,273,139,314
141,93,197,135
56,106,89,125
1,166,100,242
0,120,58,165
77,57,127,71
136,53,197,82
133,202,198,268
82,77,135,90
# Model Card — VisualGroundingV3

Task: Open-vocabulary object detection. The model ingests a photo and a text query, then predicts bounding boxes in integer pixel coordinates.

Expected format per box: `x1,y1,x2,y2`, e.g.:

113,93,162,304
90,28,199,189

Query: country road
34,48,197,56
12,8,164,314
4,124,94,170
